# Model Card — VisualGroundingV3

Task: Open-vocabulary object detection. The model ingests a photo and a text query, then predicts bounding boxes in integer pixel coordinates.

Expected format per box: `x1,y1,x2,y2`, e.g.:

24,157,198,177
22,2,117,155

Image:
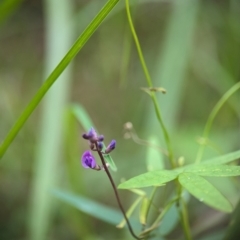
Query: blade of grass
125,0,175,168
28,0,74,239
0,0,120,159
52,189,123,225
153,0,199,130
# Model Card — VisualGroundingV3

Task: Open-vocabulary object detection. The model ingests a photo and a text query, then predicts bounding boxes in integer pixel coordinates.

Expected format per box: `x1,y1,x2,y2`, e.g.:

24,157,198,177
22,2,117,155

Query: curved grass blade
52,189,122,225
0,0,120,159
178,172,232,213
118,170,178,189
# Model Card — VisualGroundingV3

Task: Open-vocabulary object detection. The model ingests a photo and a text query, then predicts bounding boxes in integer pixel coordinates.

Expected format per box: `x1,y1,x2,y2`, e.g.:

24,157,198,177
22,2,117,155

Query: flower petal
81,150,96,169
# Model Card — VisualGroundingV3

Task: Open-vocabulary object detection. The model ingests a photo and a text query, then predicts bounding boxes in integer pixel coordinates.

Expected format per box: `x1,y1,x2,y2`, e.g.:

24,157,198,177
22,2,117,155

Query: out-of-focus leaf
158,203,179,236
224,199,240,240
139,197,149,225
70,103,117,171
178,172,233,213
52,189,122,225
185,165,240,177
201,150,240,165
176,149,240,172
71,104,94,131
146,135,164,172
129,189,146,196
116,196,142,228
118,170,178,189
140,197,178,237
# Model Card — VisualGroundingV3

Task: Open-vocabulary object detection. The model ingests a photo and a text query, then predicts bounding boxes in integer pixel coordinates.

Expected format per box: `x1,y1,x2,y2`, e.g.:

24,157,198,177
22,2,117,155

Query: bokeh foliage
0,0,239,239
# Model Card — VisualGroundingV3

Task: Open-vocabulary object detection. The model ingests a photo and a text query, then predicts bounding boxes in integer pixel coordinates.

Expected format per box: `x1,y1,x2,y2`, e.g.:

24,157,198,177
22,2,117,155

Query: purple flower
81,151,96,169
105,140,116,154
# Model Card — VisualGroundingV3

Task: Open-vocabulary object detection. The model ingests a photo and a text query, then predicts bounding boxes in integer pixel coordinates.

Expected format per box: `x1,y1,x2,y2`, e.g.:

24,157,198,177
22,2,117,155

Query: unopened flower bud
105,140,116,154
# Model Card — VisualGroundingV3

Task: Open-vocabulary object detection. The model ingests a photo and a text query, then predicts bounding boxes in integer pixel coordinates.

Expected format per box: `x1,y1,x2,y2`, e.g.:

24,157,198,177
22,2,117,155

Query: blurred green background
0,0,239,239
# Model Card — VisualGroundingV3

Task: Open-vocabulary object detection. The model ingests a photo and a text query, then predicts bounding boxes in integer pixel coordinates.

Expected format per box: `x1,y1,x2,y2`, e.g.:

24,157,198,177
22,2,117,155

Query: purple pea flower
105,140,116,154
81,150,96,169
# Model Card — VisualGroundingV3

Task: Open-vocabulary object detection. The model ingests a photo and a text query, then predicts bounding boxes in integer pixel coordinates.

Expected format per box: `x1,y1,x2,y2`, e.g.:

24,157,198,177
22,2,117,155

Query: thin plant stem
125,0,175,168
139,197,178,238
195,81,240,163
95,143,143,240
144,187,157,226
178,198,192,240
0,0,119,159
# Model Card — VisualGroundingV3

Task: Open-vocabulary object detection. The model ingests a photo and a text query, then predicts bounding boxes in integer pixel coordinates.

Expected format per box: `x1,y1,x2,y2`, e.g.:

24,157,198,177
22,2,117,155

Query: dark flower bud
97,142,103,150
88,127,98,143
98,135,104,142
82,133,89,140
105,140,116,154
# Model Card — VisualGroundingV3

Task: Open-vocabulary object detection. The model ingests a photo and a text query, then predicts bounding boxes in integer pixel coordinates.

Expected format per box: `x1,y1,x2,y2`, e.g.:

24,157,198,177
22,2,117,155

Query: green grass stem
0,0,119,159
125,0,175,168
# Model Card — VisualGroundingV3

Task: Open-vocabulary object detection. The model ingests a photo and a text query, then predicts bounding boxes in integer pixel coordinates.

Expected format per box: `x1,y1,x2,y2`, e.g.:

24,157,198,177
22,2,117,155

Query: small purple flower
105,140,116,154
81,150,96,169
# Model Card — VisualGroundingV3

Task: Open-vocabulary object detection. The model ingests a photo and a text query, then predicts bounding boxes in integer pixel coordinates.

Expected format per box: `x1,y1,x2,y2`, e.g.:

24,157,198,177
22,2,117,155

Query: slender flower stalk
81,127,143,240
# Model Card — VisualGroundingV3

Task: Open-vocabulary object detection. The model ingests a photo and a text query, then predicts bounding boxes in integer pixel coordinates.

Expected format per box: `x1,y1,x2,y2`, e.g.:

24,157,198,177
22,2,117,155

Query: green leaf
70,104,117,171
185,165,240,177
178,172,233,213
52,189,122,225
118,170,178,189
176,150,240,173
146,135,164,171
201,150,240,165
